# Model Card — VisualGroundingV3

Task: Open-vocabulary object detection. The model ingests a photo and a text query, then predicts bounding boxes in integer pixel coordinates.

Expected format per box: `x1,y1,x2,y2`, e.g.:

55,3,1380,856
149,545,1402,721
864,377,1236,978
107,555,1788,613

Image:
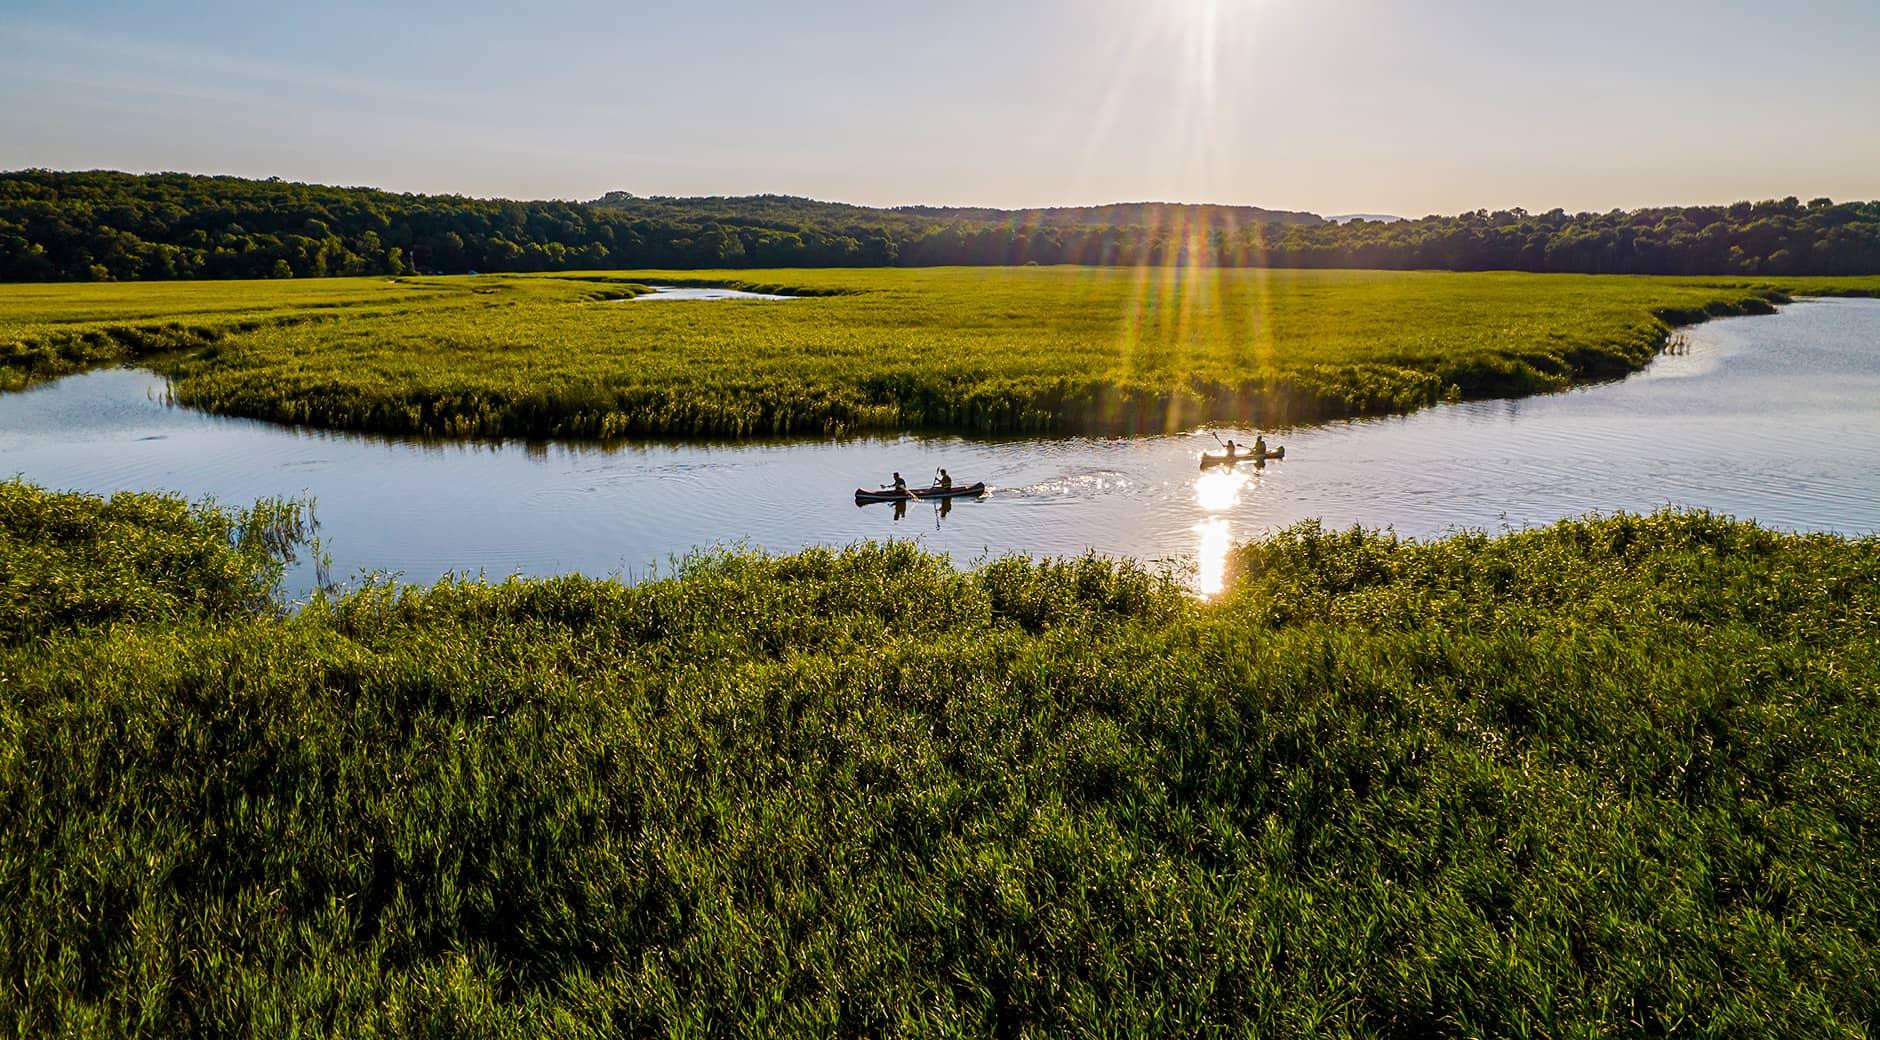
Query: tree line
4,169,1878,281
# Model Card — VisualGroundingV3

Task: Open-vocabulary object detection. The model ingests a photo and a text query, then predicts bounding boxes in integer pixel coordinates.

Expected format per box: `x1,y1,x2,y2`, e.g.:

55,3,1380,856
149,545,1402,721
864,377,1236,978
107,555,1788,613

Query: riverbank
5,268,1877,438
8,295,1880,602
3,480,1877,1033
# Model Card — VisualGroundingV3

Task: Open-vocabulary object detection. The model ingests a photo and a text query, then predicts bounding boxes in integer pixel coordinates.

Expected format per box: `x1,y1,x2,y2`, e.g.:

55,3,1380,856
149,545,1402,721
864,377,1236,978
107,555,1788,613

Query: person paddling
890,471,907,495
936,468,953,492
1253,434,1267,458
1222,439,1238,457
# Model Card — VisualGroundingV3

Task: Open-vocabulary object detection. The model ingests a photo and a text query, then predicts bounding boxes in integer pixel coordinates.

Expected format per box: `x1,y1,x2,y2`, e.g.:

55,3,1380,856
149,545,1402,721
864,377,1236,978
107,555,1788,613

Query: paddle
920,465,956,499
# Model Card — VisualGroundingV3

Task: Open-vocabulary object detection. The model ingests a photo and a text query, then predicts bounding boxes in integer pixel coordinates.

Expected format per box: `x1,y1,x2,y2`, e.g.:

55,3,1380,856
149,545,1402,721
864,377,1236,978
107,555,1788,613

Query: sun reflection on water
1193,517,1233,598
1192,465,1254,597
1194,468,1251,512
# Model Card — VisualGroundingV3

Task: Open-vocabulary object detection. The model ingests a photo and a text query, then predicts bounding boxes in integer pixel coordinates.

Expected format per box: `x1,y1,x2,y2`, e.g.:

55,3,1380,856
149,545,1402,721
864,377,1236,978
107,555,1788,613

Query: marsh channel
4,297,1877,598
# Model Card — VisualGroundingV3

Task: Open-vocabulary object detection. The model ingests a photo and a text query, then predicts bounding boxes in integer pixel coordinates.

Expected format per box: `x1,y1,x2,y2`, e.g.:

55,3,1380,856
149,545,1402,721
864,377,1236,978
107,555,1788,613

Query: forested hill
4,168,1879,281
591,192,1322,232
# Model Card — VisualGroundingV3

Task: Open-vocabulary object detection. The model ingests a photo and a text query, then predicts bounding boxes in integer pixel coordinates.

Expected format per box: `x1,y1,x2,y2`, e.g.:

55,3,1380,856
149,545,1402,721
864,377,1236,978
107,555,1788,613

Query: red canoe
854,481,987,504
1199,446,1285,469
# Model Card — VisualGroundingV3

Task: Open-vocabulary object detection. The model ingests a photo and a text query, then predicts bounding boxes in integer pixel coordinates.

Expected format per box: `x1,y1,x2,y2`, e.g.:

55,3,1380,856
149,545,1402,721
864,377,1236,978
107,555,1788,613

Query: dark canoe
1199,446,1285,469
855,481,987,504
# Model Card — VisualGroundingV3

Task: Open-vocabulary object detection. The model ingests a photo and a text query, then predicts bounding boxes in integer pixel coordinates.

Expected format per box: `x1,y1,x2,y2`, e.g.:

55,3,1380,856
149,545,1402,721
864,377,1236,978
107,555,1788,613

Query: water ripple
3,300,1877,598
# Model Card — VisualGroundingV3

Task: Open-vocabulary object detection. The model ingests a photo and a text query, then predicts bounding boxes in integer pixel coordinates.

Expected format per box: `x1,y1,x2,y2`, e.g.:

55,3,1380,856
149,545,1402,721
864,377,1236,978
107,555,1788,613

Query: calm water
4,298,1877,597
630,285,797,301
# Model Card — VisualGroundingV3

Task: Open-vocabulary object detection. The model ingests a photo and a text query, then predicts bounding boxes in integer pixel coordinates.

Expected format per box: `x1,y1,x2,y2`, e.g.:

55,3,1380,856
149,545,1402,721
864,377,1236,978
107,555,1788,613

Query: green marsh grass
4,268,1876,436
2,482,1877,1035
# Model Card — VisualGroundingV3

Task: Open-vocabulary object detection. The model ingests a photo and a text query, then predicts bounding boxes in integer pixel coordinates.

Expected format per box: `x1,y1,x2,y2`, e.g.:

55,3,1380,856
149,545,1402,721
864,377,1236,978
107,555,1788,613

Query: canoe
1199,446,1284,469
855,481,987,503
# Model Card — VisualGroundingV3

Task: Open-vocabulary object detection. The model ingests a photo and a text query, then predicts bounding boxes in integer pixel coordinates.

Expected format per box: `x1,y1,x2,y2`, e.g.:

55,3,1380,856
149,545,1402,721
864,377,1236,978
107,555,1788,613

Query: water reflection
865,493,966,528
1193,518,1233,598
1194,468,1252,512
1192,466,1255,597
2,300,1876,601
630,285,798,302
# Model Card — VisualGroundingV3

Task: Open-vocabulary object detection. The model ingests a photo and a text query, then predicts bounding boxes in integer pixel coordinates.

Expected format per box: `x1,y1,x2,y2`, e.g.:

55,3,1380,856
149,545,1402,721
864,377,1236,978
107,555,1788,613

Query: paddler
890,472,907,494
1253,434,1267,457
936,468,952,492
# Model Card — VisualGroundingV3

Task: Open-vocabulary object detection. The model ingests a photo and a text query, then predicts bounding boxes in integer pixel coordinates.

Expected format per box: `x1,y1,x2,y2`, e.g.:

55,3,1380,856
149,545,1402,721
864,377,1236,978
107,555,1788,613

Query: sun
1166,0,1252,42
1172,0,1228,22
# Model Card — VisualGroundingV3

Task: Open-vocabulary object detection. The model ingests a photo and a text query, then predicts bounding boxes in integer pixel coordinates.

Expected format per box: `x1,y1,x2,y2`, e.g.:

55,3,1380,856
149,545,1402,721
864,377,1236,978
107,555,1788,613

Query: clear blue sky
3,0,1877,216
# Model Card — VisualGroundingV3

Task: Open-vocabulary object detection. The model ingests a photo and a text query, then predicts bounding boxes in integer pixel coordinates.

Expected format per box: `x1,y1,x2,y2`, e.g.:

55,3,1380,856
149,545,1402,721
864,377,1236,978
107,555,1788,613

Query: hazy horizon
17,168,1870,223
5,0,1878,216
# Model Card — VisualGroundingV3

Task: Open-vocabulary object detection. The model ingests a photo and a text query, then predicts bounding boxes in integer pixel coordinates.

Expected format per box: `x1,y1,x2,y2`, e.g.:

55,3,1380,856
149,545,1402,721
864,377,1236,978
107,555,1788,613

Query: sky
2,0,1878,217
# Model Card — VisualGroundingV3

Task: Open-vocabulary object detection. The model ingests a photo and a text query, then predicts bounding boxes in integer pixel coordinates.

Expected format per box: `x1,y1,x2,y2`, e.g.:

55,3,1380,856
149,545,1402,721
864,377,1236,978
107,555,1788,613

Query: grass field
5,268,1877,438
3,480,1877,1035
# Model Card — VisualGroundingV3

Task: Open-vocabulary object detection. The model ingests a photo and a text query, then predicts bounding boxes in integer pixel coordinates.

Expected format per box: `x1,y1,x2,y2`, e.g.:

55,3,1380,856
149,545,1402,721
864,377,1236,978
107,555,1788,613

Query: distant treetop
2,169,1877,280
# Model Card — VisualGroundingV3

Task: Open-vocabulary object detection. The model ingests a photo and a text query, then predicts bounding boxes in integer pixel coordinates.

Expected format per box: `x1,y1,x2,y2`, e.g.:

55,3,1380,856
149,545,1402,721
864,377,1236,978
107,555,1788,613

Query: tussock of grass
0,482,312,639
3,482,1877,1034
4,269,1874,435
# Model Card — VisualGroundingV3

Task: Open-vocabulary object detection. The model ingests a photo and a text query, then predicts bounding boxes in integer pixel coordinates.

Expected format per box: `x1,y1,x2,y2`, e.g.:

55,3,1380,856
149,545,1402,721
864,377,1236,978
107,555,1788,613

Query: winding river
4,298,1877,598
